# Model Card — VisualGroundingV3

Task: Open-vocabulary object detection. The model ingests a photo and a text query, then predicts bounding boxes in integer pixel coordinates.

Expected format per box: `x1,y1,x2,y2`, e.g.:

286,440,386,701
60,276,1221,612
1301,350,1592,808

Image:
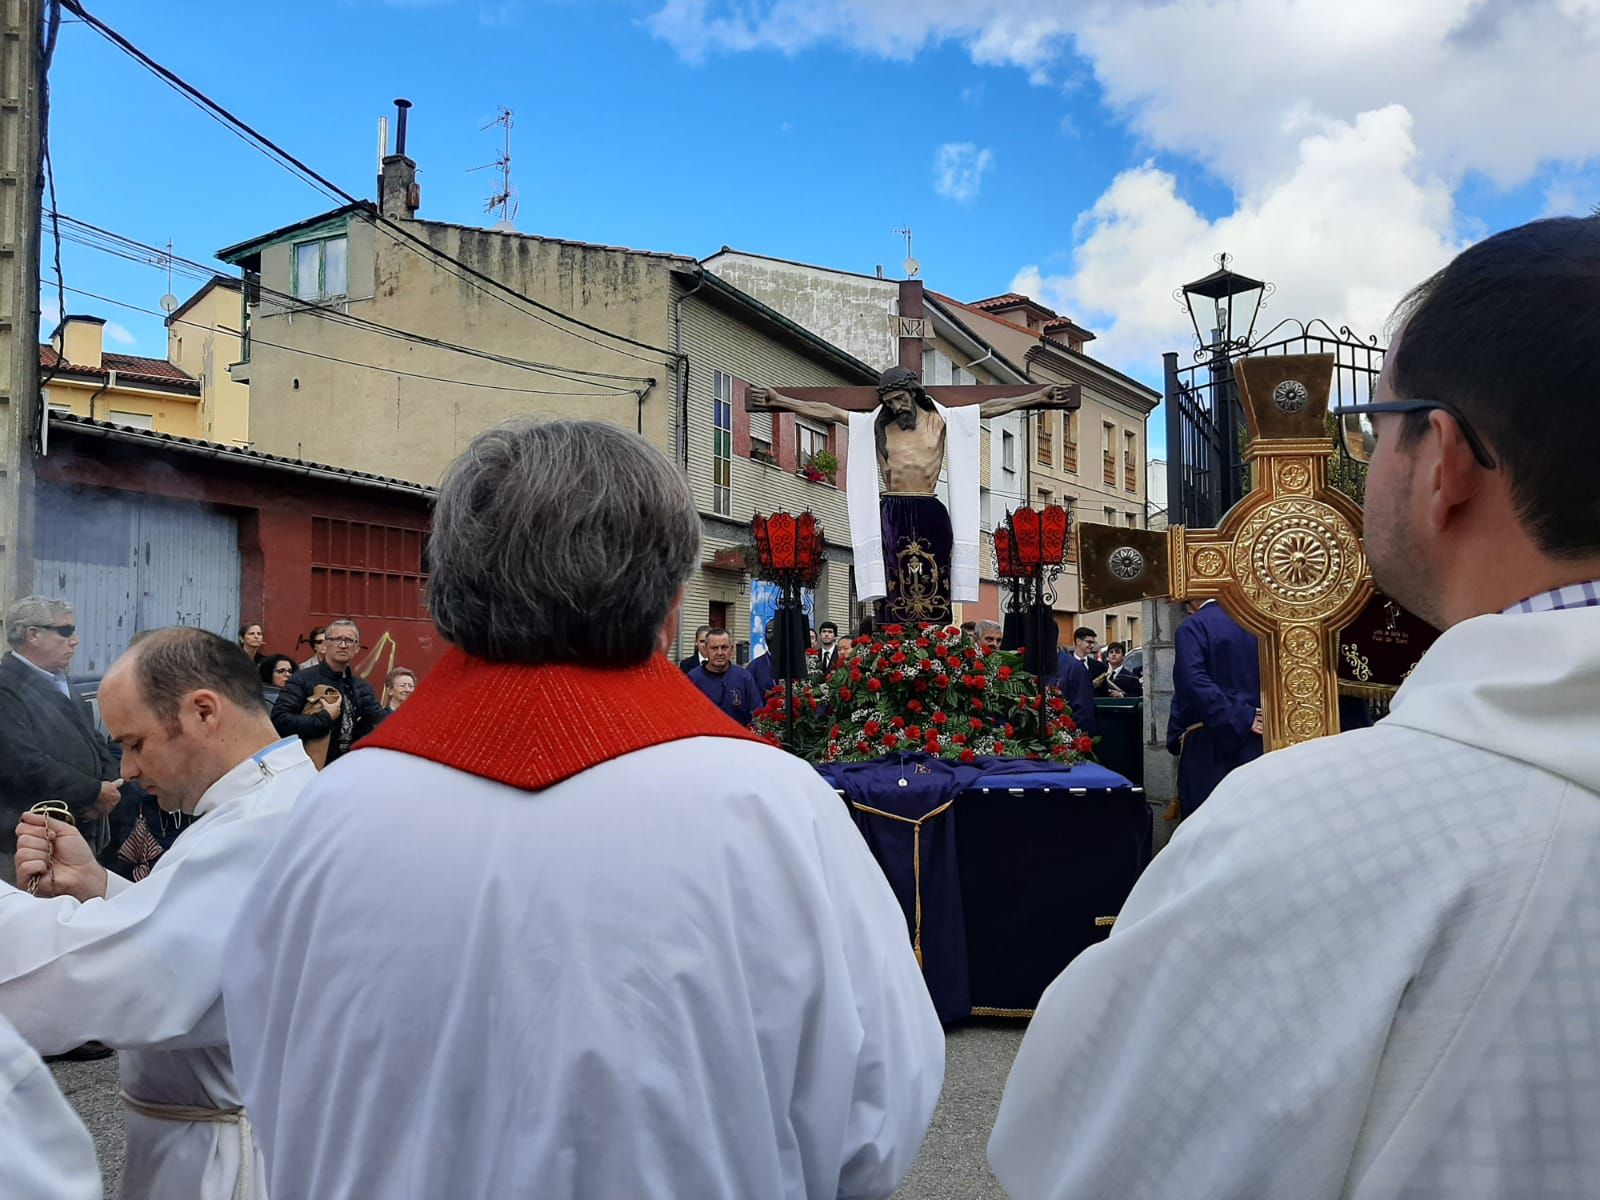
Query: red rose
951,733,967,746
907,699,924,714
913,678,929,694
890,652,908,666
890,716,907,729
1050,697,1067,713
1076,736,1095,754
931,711,948,727
889,670,905,684
964,647,978,660
997,665,1013,681
863,720,881,737
837,687,852,702
969,718,984,731
959,749,976,763
907,725,922,740
993,740,1007,755
850,668,863,682
883,733,900,749
924,741,941,755
867,678,883,693
830,724,841,738
916,637,931,649
972,699,985,712
1061,715,1077,731
856,740,872,754
1004,723,1015,737
934,673,950,688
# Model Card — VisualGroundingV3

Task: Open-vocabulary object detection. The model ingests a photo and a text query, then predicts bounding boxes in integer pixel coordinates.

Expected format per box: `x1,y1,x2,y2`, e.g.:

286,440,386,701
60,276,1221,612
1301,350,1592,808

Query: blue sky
47,0,1599,432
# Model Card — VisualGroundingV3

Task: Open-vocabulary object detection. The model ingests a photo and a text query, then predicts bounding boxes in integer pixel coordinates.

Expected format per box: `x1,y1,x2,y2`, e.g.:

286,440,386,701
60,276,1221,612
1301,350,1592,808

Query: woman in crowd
299,627,327,669
258,654,296,706
239,622,266,662
384,666,417,712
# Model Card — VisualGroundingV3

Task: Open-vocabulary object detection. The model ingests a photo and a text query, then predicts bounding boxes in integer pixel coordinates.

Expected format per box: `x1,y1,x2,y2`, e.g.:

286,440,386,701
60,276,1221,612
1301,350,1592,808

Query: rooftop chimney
378,98,421,220
55,315,106,370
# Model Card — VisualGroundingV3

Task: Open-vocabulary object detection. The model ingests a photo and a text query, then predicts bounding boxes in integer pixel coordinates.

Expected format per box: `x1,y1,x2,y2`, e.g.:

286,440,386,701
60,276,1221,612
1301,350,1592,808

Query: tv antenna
471,107,518,230
158,238,179,313
891,225,919,278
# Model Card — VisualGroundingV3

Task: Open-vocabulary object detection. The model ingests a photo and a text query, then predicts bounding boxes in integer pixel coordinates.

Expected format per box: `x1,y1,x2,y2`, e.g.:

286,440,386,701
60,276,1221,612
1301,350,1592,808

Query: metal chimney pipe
393,98,413,156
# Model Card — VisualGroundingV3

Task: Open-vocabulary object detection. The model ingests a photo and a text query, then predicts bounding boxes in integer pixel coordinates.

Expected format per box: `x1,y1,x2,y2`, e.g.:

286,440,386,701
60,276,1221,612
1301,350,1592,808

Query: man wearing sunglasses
0,597,127,887
992,217,1600,1199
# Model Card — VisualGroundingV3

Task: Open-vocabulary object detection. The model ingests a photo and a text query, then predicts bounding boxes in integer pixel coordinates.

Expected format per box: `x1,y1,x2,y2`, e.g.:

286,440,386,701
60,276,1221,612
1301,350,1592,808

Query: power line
50,284,642,400
48,211,654,391
60,0,679,366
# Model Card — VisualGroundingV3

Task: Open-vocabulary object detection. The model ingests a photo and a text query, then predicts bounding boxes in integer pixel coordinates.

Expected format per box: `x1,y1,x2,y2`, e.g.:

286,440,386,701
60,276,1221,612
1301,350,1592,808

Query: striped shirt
1503,579,1600,614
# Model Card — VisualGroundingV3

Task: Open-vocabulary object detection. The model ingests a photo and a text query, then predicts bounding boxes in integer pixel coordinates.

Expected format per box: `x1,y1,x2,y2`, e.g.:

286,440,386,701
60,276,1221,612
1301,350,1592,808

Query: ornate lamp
1001,503,1073,685
1179,252,1269,352
751,510,825,749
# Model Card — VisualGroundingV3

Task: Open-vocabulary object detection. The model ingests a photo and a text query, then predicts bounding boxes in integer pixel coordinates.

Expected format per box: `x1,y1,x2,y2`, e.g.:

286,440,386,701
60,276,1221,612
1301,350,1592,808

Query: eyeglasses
33,623,76,638
325,636,359,647
1336,400,1498,470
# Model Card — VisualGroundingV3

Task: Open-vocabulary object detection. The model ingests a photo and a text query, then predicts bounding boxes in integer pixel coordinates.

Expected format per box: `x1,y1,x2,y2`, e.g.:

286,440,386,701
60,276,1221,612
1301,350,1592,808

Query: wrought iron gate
1163,319,1387,529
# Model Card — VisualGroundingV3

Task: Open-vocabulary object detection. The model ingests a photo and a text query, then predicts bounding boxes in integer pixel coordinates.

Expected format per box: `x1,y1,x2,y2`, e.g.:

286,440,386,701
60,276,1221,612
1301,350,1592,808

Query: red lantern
1009,507,1043,570
795,512,818,573
766,512,798,569
994,527,1021,578
752,514,773,570
1040,504,1070,565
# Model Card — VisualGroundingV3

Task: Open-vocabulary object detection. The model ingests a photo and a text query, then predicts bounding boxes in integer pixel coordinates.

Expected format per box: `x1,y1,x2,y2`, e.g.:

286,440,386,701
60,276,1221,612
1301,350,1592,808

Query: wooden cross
745,280,1081,415
1076,354,1374,750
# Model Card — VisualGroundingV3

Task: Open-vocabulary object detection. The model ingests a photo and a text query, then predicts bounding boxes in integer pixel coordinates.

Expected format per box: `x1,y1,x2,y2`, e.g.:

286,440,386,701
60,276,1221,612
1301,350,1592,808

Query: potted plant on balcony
800,448,839,484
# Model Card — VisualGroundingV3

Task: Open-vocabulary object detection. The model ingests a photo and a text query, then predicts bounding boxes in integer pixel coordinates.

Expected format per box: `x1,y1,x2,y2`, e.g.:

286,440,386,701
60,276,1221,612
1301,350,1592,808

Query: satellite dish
903,256,921,278
159,294,179,313
490,219,516,233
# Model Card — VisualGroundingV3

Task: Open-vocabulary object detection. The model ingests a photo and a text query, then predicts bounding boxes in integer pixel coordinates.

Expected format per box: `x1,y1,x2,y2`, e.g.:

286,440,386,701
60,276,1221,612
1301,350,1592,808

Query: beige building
938,293,1160,653
165,277,251,446
214,153,876,659
41,316,205,439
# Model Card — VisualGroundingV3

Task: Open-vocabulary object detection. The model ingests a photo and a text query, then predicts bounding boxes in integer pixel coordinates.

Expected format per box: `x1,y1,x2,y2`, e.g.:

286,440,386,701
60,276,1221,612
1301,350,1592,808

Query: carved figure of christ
749,367,1079,626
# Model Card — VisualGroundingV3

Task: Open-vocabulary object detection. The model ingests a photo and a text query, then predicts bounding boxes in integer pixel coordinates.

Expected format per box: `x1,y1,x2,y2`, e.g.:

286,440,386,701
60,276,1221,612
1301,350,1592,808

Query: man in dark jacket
0,597,129,884
272,618,386,765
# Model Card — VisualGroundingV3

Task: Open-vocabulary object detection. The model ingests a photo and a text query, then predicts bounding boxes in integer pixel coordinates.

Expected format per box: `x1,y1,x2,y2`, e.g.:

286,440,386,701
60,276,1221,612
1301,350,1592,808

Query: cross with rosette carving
1078,354,1374,751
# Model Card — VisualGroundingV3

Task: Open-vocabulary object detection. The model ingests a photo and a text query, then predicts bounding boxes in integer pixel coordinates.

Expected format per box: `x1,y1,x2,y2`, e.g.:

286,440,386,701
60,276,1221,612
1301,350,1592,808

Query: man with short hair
1098,643,1141,698
1164,599,1263,817
689,627,764,728
0,596,126,884
271,617,385,765
991,217,1600,1198
1,626,315,1200
1046,626,1099,736
974,619,1003,652
677,624,711,674
816,620,842,673
225,418,944,1199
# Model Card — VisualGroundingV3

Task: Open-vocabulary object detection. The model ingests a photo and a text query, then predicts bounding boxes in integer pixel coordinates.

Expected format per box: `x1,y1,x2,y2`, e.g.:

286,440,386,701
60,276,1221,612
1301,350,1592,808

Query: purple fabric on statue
878,495,953,627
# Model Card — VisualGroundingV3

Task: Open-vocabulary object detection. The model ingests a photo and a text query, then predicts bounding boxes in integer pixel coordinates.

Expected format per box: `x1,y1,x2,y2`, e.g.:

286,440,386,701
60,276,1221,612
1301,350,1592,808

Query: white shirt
0,1012,100,1200
990,606,1600,1199
225,736,946,1199
0,737,315,1200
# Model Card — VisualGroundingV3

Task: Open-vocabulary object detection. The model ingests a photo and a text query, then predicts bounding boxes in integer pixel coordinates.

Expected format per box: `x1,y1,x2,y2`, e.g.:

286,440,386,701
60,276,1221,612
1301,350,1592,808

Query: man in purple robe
1165,600,1263,816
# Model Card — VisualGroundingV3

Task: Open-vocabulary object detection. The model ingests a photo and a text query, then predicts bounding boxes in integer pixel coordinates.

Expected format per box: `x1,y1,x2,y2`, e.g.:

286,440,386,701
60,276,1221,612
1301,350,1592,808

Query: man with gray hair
974,619,1003,652
0,596,125,885
225,418,944,1199
2,626,316,1199
271,616,386,765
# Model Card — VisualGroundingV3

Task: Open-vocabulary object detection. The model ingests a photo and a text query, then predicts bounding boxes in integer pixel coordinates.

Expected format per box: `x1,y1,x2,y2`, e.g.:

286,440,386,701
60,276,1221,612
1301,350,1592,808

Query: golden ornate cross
1078,354,1373,750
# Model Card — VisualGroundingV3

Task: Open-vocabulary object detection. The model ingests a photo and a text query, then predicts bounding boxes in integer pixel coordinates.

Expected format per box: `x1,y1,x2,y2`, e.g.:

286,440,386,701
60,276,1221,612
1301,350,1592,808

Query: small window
107,410,155,430
293,235,348,301
1125,512,1139,528
713,370,733,516
797,420,827,465
1001,429,1016,471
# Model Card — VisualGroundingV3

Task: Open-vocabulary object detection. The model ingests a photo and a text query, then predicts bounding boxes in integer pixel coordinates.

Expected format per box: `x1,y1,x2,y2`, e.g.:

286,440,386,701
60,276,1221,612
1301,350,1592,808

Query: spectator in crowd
816,621,843,673
1099,643,1142,697
677,624,710,674
837,636,853,661
0,596,127,886
385,666,417,711
974,620,1003,652
959,620,977,637
299,626,327,670
238,622,266,663
688,628,763,727
1046,627,1099,737
272,619,386,766
258,654,296,706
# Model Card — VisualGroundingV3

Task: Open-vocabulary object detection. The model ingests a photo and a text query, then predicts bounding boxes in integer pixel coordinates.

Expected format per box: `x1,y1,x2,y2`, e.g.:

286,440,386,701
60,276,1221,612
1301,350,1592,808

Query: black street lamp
1178,253,1269,353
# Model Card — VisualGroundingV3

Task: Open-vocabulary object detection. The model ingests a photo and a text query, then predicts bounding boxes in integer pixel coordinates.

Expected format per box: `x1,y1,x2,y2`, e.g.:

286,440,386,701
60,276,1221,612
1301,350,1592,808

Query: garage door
34,482,242,676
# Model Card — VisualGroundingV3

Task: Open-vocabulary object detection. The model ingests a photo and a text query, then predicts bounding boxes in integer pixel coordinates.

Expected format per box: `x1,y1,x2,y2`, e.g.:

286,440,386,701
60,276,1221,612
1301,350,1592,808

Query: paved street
56,1021,1025,1199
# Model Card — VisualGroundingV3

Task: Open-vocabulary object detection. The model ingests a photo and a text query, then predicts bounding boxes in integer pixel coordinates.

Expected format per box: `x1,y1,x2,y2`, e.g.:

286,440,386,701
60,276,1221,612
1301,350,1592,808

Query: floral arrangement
751,623,1095,765
799,448,839,484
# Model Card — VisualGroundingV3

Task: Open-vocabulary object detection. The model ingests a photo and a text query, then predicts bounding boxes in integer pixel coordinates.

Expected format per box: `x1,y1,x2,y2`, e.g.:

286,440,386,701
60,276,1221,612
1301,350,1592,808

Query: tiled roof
48,413,435,497
39,345,201,392
970,293,1049,314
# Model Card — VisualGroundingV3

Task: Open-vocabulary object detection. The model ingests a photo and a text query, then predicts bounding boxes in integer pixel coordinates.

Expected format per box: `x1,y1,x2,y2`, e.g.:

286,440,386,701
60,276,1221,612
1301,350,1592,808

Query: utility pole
0,0,45,604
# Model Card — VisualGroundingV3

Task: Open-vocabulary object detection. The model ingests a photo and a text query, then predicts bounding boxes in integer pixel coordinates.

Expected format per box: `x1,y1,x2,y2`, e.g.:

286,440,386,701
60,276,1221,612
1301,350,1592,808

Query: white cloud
645,0,1600,380
1014,106,1461,368
934,142,994,202
104,321,137,347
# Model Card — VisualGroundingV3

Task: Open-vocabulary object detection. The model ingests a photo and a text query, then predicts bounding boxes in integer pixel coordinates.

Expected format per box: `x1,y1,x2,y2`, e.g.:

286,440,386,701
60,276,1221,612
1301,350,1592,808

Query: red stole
359,647,760,791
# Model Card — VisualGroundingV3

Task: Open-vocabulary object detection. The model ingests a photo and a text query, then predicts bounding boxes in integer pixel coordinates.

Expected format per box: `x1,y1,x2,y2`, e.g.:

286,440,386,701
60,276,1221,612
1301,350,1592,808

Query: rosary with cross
23,801,76,896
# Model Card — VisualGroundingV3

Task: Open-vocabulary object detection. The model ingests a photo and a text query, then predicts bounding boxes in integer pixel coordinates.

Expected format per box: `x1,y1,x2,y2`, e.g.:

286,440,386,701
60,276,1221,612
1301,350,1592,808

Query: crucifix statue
1076,354,1380,750
748,279,1079,626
